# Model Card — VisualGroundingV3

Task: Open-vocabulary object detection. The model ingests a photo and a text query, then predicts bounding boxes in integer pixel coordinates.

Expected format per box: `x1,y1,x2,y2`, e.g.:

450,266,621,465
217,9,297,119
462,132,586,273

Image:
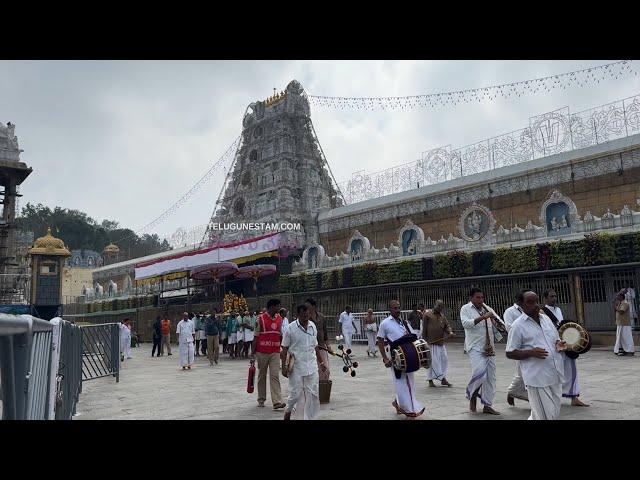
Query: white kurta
339,311,356,350
120,324,132,359
614,326,635,354
460,302,500,406
177,319,195,367
282,320,320,420
377,316,425,417
365,321,378,354
243,316,255,343
506,313,564,420
426,344,448,381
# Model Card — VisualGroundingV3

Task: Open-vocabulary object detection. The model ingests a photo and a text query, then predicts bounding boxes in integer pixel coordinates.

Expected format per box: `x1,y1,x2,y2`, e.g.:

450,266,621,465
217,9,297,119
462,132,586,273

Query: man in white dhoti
338,306,357,352
281,304,327,420
461,287,501,415
176,312,195,370
504,290,528,406
364,309,378,357
119,318,132,361
377,300,425,419
614,292,635,356
422,300,454,387
506,291,566,420
542,290,589,407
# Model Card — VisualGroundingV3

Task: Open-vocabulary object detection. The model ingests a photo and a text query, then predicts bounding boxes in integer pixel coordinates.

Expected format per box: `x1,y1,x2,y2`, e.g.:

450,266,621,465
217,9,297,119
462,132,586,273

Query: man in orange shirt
160,315,172,356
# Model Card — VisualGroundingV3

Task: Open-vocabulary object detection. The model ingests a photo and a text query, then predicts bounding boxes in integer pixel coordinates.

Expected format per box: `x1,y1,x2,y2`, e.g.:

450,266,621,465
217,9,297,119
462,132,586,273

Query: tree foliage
16,203,171,261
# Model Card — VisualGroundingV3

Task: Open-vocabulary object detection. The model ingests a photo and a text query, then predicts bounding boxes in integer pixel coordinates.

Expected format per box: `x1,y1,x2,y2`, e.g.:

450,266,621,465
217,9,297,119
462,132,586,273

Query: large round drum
558,321,590,354
392,339,431,373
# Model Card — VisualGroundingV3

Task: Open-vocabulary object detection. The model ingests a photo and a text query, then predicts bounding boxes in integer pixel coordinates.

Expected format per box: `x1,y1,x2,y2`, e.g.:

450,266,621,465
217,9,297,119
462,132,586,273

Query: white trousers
343,331,353,350
391,369,424,416
527,383,562,420
466,350,496,406
426,344,448,381
120,336,132,359
366,331,377,354
285,370,320,420
179,341,195,367
614,325,635,353
507,361,529,400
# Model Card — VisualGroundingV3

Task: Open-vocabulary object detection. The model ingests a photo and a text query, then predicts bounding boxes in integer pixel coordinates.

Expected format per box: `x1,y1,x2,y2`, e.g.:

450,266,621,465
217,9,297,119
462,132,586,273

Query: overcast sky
1,60,638,243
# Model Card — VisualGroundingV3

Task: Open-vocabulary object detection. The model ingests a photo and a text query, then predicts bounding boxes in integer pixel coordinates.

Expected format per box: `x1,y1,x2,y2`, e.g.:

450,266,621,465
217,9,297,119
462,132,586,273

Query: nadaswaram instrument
558,321,591,357
392,338,432,373
482,303,509,336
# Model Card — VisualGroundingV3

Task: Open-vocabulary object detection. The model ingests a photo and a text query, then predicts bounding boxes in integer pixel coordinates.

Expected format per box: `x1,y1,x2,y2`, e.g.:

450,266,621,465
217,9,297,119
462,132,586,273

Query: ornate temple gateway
206,80,343,249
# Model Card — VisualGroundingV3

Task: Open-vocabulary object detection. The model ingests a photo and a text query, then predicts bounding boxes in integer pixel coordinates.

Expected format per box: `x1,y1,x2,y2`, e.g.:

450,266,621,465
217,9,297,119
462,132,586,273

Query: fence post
571,274,585,325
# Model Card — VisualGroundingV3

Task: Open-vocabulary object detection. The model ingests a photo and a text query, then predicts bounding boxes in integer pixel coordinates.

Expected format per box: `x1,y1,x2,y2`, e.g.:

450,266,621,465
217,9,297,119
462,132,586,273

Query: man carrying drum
376,299,425,419
542,290,589,407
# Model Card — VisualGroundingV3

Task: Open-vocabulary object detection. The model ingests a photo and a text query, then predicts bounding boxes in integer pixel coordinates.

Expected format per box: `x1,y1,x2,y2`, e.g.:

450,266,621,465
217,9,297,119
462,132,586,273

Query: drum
392,339,431,373
558,321,590,354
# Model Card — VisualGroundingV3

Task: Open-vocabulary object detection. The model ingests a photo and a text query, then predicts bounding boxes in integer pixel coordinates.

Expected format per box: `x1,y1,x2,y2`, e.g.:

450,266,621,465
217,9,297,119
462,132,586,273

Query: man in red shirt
253,298,286,409
160,316,172,356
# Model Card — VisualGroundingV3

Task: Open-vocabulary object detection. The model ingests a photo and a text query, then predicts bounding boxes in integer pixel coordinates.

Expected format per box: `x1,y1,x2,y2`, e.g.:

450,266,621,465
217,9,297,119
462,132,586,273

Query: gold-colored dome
29,227,71,256
103,243,120,254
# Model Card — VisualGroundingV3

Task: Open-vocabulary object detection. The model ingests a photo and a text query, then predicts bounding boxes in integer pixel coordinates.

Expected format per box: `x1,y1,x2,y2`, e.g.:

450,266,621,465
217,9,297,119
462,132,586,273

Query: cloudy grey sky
1,60,638,242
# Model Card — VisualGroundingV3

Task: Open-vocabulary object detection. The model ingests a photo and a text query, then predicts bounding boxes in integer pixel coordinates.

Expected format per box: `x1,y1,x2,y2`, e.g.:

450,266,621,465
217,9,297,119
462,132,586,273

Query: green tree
16,202,172,261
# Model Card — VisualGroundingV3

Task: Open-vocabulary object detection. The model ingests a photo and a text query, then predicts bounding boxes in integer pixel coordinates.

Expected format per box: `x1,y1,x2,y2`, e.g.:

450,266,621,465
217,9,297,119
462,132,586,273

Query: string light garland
115,135,241,243
306,60,636,111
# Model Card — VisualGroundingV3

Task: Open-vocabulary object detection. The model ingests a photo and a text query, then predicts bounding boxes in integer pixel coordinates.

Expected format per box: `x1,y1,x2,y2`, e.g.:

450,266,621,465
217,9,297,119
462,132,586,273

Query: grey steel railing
53,319,83,420
81,323,120,382
339,93,640,204
0,314,54,420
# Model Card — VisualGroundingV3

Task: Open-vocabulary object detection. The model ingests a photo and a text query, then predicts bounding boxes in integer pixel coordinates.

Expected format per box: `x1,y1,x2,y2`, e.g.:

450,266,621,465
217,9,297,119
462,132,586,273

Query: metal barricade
53,319,83,420
0,314,54,420
349,310,414,343
81,323,120,382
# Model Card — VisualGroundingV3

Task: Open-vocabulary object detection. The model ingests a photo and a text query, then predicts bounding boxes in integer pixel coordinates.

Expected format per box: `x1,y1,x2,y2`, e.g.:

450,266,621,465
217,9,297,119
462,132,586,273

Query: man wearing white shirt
176,312,196,370
377,299,425,418
281,304,327,420
542,290,589,407
338,306,357,352
504,291,528,406
460,287,501,415
506,291,566,420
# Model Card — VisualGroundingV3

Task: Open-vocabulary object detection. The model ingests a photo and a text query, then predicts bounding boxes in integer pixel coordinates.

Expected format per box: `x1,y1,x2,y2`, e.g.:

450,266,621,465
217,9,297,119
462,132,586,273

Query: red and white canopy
190,262,238,281
134,233,281,280
234,264,277,280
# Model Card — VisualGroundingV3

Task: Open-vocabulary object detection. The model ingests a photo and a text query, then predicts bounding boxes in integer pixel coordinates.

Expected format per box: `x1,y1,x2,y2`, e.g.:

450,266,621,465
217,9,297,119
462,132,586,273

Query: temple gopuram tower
208,80,343,249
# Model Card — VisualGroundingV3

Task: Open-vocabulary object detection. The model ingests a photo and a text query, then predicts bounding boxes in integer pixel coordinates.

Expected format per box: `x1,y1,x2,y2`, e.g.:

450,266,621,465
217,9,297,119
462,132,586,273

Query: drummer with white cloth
543,290,589,407
176,312,196,370
338,306,357,352
506,291,566,420
377,300,425,419
281,304,327,420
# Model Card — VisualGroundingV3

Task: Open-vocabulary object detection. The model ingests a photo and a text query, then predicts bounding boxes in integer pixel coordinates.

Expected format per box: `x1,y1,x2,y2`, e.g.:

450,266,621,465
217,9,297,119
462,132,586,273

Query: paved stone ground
76,342,640,420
